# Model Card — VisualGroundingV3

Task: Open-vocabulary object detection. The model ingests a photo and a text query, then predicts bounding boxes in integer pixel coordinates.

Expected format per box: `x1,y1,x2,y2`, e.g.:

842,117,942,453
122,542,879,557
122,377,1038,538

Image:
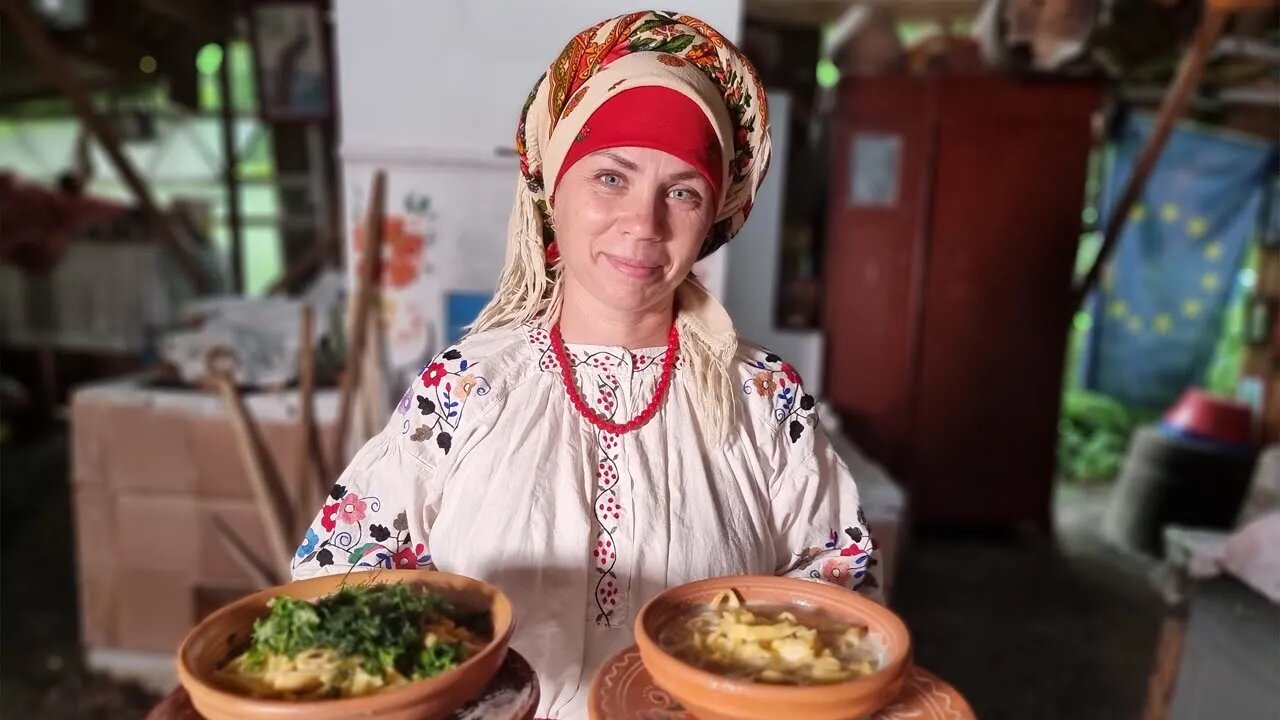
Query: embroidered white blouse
291,324,878,719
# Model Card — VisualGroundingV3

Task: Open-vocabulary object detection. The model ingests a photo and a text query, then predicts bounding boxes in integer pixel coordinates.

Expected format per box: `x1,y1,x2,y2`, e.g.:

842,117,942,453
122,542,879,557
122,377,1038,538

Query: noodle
214,584,486,700
217,648,399,699
658,590,879,684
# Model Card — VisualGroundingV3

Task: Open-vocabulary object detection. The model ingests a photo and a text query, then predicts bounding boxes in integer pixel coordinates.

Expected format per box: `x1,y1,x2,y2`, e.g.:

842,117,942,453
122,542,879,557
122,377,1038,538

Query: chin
594,282,671,314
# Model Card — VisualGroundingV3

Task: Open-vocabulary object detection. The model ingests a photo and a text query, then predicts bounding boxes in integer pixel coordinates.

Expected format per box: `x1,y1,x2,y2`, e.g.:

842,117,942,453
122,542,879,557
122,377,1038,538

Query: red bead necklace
550,323,679,435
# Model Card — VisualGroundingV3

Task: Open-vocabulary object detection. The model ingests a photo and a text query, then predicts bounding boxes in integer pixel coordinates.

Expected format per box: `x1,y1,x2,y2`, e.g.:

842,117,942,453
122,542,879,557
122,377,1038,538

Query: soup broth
657,591,881,685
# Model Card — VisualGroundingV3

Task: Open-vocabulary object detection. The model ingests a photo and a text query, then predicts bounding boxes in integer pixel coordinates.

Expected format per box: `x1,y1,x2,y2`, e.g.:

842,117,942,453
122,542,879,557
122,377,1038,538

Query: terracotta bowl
635,576,911,720
177,570,515,720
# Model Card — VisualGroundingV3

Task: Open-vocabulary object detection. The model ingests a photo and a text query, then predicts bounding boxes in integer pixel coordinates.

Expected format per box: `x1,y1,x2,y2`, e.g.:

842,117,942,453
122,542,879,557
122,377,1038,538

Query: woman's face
552,146,716,318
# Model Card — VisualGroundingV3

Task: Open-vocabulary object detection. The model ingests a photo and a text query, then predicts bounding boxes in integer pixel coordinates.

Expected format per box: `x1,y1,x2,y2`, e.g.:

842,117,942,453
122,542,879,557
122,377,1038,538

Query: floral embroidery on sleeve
400,347,491,455
293,482,433,573
742,350,816,443
782,519,878,592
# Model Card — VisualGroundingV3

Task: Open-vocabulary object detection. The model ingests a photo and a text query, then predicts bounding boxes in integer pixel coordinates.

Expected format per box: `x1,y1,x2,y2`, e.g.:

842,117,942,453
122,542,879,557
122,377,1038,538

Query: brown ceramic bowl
177,570,515,720
635,575,911,720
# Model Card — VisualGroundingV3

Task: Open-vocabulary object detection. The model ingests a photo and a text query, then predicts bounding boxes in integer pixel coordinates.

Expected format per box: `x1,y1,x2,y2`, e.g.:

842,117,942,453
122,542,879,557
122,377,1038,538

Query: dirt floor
892,483,1162,720
1,429,160,719
1,428,1162,720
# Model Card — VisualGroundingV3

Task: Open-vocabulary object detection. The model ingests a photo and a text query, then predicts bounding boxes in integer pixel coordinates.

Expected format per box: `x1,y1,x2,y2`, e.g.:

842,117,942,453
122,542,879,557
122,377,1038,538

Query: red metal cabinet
823,76,1101,528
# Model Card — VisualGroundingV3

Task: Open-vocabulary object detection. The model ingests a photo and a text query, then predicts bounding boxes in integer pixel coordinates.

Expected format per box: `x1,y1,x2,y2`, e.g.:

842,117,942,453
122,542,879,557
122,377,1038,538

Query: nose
618,189,665,243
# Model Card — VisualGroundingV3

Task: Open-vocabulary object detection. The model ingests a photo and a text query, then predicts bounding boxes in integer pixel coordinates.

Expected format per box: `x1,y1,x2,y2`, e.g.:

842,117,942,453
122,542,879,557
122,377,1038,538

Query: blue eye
599,173,622,187
670,188,699,201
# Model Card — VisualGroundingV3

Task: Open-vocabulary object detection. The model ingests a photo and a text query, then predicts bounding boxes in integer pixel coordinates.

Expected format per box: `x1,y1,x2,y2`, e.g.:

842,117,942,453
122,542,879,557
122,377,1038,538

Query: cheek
553,194,611,253
555,214,607,261
670,213,714,268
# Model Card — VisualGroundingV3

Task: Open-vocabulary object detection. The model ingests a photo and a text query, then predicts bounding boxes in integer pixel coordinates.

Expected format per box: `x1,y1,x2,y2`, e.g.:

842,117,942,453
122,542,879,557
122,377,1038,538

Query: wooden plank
207,514,282,589
295,303,330,523
333,170,386,471
1074,7,1230,306
1251,246,1280,443
1141,615,1188,720
1208,0,1279,9
136,0,230,36
1265,376,1280,444
217,39,245,293
266,229,338,295
747,0,982,25
210,373,294,581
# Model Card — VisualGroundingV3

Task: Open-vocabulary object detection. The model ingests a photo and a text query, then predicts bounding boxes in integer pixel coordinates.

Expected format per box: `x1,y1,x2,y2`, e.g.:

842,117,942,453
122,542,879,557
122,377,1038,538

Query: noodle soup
214,582,491,700
656,590,881,685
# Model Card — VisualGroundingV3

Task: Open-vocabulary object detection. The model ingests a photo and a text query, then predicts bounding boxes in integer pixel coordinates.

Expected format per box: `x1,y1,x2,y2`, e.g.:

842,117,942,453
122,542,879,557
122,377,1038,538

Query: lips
603,253,663,279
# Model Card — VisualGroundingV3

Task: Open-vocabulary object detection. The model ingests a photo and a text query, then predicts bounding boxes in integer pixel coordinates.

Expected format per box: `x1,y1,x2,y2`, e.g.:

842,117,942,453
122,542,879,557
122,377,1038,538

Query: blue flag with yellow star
1081,114,1278,409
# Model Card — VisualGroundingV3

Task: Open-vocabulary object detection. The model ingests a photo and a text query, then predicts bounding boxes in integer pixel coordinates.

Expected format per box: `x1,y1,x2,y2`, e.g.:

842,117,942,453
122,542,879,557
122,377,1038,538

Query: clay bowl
635,575,910,720
177,570,515,720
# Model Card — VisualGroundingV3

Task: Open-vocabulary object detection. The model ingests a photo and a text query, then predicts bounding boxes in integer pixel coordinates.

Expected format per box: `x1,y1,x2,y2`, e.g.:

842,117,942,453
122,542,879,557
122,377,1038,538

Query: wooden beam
0,0,213,292
218,39,245,293
211,372,295,581
266,228,338,296
295,303,331,522
136,0,230,37
1073,6,1230,306
208,514,283,588
333,170,386,472
1140,615,1188,720
747,0,982,26
1208,0,1278,10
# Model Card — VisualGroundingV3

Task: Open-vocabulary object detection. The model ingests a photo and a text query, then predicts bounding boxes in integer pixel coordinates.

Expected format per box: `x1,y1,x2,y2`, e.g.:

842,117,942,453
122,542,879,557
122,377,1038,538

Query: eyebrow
597,151,639,171
666,169,704,183
596,151,705,183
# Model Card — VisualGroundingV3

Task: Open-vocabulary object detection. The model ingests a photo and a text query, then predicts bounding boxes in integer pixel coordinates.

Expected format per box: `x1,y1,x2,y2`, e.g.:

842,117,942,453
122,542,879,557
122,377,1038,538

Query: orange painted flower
386,220,422,256
353,214,427,289
386,257,417,287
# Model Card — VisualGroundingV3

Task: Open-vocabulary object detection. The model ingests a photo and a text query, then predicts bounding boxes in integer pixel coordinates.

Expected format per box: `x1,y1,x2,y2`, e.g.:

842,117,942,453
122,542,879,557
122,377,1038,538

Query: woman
292,12,877,719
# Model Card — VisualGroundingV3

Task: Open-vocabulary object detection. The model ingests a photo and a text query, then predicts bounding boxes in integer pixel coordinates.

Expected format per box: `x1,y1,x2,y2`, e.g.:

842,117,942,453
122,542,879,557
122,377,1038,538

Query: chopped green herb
243,582,475,680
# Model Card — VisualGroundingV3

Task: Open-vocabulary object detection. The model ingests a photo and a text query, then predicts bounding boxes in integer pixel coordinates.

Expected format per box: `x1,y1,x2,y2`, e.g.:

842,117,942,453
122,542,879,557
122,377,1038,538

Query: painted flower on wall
353,214,428,289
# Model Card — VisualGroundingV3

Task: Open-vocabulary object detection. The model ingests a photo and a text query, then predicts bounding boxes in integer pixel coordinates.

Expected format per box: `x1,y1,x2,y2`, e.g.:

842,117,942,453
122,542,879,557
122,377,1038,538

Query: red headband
553,86,723,201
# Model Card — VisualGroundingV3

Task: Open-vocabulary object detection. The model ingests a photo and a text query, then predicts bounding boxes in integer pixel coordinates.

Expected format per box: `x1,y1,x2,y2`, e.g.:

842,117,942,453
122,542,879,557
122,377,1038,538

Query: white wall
335,2,743,156
334,2,745,391
723,92,827,395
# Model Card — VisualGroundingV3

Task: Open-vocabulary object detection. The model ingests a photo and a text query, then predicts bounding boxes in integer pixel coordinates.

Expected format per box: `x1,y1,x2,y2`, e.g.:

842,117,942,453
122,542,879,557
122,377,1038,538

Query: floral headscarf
515,11,771,259
472,12,771,438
